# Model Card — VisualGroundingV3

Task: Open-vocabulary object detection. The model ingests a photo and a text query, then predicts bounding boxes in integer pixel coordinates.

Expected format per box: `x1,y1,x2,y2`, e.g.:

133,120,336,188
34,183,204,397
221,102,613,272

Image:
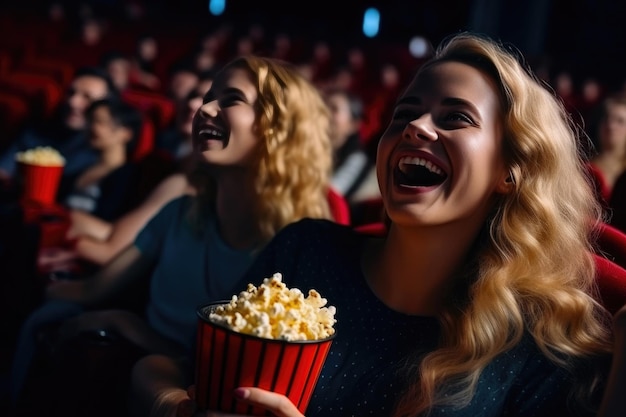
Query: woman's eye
219,95,245,108
202,92,215,104
392,108,418,122
445,112,473,124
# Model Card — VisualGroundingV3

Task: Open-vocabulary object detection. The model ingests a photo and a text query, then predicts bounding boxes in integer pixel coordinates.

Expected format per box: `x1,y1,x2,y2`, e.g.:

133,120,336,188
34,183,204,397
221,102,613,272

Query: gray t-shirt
134,196,255,354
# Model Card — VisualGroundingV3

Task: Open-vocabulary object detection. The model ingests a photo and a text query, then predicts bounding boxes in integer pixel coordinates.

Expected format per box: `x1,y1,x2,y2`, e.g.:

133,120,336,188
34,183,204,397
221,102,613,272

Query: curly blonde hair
393,32,613,416
191,55,333,242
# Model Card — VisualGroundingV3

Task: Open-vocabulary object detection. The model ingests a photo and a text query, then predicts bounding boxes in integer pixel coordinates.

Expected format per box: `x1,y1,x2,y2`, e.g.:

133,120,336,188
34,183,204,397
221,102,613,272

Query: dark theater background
1,0,626,415
1,0,625,85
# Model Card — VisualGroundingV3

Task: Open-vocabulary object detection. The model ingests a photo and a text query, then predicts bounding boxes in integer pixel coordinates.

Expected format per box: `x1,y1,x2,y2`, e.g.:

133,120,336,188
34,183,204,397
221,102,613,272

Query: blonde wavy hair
393,32,613,416
190,55,333,243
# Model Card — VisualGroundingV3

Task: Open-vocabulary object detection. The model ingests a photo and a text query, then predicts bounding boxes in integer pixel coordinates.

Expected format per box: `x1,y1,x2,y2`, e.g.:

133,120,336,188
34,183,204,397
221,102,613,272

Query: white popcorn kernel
208,272,336,341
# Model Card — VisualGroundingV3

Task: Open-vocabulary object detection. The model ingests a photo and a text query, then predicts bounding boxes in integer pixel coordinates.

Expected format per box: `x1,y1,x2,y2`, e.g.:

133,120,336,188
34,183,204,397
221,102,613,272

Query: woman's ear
496,170,515,194
119,126,134,144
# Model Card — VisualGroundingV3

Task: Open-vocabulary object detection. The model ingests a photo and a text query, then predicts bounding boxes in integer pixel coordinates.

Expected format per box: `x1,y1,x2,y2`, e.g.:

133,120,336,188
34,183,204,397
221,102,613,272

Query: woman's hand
177,385,304,417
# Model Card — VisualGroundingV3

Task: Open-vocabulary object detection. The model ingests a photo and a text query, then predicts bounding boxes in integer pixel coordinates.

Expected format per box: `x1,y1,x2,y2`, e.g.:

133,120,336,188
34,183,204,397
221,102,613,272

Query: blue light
208,0,226,16
362,8,380,38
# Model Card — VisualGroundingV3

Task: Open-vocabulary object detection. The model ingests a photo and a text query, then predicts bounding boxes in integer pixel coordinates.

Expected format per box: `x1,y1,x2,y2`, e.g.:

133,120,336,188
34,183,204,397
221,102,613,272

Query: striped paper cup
194,302,334,416
19,162,64,206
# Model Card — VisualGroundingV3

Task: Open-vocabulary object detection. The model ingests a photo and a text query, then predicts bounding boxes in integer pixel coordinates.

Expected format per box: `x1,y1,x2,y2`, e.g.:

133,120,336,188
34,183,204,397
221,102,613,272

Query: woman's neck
214,173,263,250
75,146,127,189
363,223,480,316
100,146,127,167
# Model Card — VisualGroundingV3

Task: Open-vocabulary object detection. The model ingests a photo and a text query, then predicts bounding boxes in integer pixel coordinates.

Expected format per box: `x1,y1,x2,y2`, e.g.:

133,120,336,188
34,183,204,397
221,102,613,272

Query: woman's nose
403,114,437,142
198,101,220,118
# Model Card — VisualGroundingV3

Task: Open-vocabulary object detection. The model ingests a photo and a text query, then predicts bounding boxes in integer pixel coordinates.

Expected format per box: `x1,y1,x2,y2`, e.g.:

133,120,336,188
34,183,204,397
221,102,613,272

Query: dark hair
100,50,129,67
167,57,198,77
86,98,143,156
73,66,119,98
325,87,364,120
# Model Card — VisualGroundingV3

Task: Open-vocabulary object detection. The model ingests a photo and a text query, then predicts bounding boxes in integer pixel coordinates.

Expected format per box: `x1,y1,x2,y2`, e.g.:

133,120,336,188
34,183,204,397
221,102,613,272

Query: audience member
131,32,615,417
101,50,132,93
9,55,336,417
0,66,118,201
129,34,161,91
553,69,579,115
579,77,605,128
52,71,217,267
164,60,200,103
588,93,626,204
155,70,216,168
324,87,372,201
52,15,109,68
63,97,143,222
362,61,405,159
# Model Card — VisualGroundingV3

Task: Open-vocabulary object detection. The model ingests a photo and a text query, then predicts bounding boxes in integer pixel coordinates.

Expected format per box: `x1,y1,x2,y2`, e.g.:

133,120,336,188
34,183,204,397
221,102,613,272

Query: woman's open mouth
395,156,447,188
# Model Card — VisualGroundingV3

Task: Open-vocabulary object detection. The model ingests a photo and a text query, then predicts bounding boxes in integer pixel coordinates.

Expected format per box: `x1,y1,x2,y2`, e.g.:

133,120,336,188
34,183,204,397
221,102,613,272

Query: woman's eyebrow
441,97,472,107
396,96,421,106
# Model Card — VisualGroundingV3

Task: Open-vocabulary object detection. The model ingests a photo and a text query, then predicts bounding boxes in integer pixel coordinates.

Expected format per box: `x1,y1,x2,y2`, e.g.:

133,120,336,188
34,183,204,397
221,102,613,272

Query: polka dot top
242,219,608,417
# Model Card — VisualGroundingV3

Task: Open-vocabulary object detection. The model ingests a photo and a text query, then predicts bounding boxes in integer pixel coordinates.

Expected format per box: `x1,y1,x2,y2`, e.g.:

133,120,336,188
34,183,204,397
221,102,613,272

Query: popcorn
16,146,65,167
209,273,336,341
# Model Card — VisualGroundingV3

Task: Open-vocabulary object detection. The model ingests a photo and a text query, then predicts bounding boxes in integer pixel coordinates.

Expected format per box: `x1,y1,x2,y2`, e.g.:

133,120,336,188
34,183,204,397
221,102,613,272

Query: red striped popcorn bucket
19,162,64,206
194,302,334,416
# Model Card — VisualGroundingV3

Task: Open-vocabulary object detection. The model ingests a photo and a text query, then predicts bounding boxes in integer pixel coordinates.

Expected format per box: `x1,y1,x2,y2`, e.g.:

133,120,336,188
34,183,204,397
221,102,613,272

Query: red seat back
0,71,63,120
327,187,351,225
597,222,626,269
594,254,626,315
0,91,30,149
121,89,176,130
131,118,156,162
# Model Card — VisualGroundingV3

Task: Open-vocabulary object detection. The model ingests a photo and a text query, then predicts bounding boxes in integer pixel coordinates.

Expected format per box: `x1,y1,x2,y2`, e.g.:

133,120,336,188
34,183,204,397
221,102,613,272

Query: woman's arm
66,209,113,241
72,173,192,265
45,244,153,307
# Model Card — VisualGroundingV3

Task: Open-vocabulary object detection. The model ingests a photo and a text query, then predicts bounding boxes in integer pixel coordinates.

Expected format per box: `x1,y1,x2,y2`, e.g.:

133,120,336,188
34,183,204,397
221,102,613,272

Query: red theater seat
0,91,30,149
0,71,63,120
327,187,351,225
131,118,156,162
121,89,176,130
17,56,75,88
597,222,626,269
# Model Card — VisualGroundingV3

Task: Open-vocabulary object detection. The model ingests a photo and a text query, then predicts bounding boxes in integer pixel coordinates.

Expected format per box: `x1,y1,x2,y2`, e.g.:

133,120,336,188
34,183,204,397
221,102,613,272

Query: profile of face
326,91,358,150
64,75,110,131
169,70,199,102
106,57,131,92
179,78,214,137
599,101,626,152
88,105,131,151
191,66,260,168
376,61,509,228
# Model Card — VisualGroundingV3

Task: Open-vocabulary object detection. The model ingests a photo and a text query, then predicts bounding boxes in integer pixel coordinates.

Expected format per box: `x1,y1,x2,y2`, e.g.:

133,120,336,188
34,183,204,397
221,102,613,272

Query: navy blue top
63,162,140,221
134,196,256,354
241,218,609,417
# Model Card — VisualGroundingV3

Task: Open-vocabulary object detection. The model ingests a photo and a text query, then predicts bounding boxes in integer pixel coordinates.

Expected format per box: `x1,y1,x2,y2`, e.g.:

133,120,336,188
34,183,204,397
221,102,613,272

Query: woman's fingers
233,388,305,417
185,385,303,417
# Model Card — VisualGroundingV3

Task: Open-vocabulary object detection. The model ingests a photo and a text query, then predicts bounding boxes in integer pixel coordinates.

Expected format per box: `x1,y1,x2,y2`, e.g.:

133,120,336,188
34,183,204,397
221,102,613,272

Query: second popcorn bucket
194,273,336,416
16,146,66,206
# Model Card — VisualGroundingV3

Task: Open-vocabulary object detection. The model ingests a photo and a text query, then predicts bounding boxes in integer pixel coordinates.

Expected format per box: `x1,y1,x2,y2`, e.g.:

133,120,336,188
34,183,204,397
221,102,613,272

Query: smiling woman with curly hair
11,55,337,417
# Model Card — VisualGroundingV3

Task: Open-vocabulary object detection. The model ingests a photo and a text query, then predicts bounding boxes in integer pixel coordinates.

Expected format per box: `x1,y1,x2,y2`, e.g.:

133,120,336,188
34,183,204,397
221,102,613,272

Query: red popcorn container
194,302,335,416
19,162,64,206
